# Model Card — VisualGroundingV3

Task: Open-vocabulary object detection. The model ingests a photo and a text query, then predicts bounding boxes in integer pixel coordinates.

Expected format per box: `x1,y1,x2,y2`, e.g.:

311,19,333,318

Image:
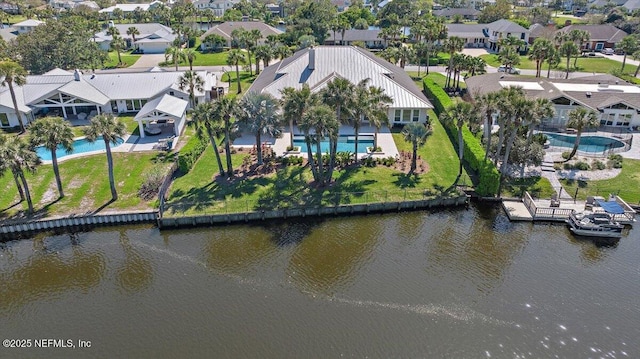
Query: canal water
1,204,638,358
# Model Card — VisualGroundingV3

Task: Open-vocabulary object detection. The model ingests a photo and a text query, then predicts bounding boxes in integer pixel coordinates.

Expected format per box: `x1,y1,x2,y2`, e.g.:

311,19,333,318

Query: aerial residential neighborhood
1,0,640,357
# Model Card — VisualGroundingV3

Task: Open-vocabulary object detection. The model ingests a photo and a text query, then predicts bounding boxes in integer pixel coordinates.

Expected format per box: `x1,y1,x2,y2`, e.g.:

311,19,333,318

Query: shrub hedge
423,77,499,196
178,133,208,173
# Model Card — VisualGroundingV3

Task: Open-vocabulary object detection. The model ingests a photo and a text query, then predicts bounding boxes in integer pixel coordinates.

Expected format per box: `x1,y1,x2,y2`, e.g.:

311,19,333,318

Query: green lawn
221,71,257,97
160,49,257,67
560,159,640,204
480,54,638,74
66,115,138,138
103,51,141,69
0,152,174,219
502,176,555,199
166,111,465,215
552,15,587,26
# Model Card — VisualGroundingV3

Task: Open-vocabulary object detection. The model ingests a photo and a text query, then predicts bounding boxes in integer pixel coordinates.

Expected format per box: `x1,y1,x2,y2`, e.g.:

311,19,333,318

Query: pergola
134,94,188,138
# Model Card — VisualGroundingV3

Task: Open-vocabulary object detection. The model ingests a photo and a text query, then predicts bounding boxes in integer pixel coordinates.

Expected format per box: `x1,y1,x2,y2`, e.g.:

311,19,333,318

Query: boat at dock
566,212,623,239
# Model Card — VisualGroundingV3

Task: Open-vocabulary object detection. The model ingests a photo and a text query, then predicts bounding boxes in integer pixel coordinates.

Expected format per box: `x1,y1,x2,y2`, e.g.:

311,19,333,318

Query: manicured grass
160,49,257,67
103,51,141,69
502,176,555,199
552,16,587,26
221,71,257,97
560,159,640,204
480,54,637,74
0,152,174,219
6,15,27,24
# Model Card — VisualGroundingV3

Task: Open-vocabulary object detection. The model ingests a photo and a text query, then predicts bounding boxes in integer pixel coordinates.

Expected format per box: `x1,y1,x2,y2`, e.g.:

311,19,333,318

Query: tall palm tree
165,45,185,71
633,50,640,77
529,38,554,78
527,98,555,143
110,34,126,65
126,26,140,47
402,123,431,174
498,96,534,196
275,45,292,61
443,102,476,180
422,16,447,75
397,45,415,69
0,134,39,213
443,36,464,88
558,41,579,79
254,44,273,75
239,92,282,165
617,35,639,71
565,107,599,161
84,114,126,201
367,86,393,150
351,82,392,161
226,49,245,94
29,117,74,198
192,102,225,177
178,70,204,108
213,97,239,176
280,84,314,148
184,48,197,70
474,92,499,161
322,77,355,180
569,29,590,68
0,60,28,133
299,104,339,186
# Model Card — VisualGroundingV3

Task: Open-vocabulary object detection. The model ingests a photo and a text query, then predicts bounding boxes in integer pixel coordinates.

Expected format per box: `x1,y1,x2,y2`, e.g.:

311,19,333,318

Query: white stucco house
0,68,216,138
445,19,530,51
94,23,176,54
193,0,238,16
13,19,44,34
466,73,640,129
247,46,433,126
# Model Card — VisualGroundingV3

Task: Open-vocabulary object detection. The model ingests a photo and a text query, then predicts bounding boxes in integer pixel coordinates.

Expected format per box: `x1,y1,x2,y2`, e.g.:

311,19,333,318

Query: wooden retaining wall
0,211,158,240
159,195,469,228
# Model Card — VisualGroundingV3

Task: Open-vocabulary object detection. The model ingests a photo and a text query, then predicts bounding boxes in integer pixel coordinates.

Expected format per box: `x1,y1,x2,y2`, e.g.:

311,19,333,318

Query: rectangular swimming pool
293,135,374,154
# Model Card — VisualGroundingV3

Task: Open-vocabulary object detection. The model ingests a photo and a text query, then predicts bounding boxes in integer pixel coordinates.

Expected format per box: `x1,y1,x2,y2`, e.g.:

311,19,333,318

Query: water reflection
115,229,154,294
287,218,381,294
0,234,106,313
203,225,278,273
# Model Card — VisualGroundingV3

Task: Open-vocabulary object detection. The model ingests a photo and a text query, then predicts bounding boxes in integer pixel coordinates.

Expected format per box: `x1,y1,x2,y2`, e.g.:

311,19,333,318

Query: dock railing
523,191,575,221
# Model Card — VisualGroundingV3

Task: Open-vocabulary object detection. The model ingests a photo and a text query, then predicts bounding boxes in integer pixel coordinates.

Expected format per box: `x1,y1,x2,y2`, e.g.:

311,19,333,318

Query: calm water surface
1,204,638,358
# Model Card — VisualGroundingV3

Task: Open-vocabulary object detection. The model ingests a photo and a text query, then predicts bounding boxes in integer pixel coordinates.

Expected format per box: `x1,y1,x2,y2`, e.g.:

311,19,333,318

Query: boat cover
596,200,625,214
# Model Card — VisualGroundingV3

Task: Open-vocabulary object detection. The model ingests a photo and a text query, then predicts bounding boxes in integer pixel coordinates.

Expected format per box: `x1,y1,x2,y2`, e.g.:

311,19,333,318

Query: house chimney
73,69,82,81
308,47,315,70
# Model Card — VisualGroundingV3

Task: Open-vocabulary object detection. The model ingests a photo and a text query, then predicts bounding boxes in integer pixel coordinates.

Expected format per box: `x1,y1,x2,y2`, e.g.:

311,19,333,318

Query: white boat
566,212,623,239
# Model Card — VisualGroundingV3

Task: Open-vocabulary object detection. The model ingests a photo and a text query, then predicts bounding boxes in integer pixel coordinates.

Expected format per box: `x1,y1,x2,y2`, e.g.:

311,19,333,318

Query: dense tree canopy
9,17,107,74
289,0,337,44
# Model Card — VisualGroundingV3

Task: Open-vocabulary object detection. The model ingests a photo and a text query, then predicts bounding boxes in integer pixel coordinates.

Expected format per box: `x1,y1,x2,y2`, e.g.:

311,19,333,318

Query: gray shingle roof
200,21,283,41
332,29,381,42
487,19,529,34
248,46,432,109
445,23,488,39
95,23,175,43
557,24,628,43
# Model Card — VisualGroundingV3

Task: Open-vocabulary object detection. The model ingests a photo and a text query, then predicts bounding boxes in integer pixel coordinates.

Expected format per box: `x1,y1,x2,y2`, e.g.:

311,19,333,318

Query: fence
538,127,633,157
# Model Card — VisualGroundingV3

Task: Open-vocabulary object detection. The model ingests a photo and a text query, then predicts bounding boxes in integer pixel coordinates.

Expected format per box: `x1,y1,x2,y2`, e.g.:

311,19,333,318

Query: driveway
130,54,166,68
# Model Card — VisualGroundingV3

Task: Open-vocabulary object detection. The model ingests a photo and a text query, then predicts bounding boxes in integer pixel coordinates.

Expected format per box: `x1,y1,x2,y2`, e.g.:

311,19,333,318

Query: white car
602,48,614,55
497,66,521,74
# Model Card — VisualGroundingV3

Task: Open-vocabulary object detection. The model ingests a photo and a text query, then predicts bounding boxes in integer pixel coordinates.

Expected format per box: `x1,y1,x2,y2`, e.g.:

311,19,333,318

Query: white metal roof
57,79,110,105
260,46,432,109
135,94,188,119
553,83,640,93
499,81,544,90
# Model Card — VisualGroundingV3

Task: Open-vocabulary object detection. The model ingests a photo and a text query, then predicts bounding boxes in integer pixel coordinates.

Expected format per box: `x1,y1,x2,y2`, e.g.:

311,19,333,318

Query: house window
520,33,525,40
617,114,632,127
394,109,401,122
403,109,411,122
126,100,135,111
595,42,604,50
0,113,8,127
412,110,420,122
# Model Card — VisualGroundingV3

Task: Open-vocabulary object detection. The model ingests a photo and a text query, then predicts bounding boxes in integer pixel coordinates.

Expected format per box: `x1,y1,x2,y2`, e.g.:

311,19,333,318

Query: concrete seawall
159,195,470,228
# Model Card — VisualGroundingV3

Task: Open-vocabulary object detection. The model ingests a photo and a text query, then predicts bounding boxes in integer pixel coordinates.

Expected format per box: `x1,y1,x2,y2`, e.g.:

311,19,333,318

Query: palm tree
192,102,225,177
226,49,245,94
254,44,273,75
558,41,579,79
322,78,355,179
213,97,239,176
239,92,282,165
475,92,499,161
529,38,554,78
275,45,292,61
443,36,464,88
633,50,640,77
110,34,126,65
0,60,28,133
184,48,197,70
84,114,126,201
280,84,314,148
443,102,476,180
351,83,392,161
126,26,140,48
29,117,74,198
422,16,447,75
527,98,554,143
367,86,393,151
468,56,486,76
397,45,415,69
299,104,339,185
178,70,204,108
565,107,599,161
402,123,431,174
165,45,185,71
569,29,590,68
0,134,39,213
617,35,639,71
498,46,520,73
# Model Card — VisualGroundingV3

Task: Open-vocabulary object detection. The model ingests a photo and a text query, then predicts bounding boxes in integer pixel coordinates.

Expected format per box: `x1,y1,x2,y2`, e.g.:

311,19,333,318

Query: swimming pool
544,133,625,153
36,137,125,161
293,135,374,154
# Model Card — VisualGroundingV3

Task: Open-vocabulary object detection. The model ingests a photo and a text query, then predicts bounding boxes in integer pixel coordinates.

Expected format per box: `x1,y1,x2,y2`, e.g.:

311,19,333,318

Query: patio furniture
585,196,595,210
145,125,162,136
550,192,560,207
77,113,87,120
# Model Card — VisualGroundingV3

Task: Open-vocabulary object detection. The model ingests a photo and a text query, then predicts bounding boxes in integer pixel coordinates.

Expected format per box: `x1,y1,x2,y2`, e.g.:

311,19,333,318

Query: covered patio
134,94,188,139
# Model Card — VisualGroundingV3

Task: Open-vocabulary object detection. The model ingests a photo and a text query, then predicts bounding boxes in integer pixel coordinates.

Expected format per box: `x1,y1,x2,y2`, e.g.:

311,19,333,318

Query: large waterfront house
445,19,530,51
323,29,384,49
466,73,640,129
95,23,176,54
247,46,433,126
555,24,628,52
0,68,217,138
98,2,164,17
199,21,283,50
193,0,238,17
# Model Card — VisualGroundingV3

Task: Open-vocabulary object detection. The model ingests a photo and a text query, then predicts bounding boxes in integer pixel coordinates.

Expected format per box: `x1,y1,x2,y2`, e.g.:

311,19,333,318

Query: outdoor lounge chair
585,196,595,210
550,192,560,207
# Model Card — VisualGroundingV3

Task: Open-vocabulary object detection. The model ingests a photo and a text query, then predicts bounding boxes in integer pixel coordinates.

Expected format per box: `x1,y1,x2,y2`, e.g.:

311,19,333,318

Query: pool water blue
545,133,624,153
293,135,374,154
36,137,125,160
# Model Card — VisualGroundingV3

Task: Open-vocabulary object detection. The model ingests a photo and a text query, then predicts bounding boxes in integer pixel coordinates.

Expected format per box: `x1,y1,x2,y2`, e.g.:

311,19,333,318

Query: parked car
614,48,625,55
602,48,614,55
497,66,521,74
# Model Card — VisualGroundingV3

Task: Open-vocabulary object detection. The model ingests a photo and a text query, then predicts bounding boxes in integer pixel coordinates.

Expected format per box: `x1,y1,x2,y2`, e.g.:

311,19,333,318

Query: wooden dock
502,200,533,221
